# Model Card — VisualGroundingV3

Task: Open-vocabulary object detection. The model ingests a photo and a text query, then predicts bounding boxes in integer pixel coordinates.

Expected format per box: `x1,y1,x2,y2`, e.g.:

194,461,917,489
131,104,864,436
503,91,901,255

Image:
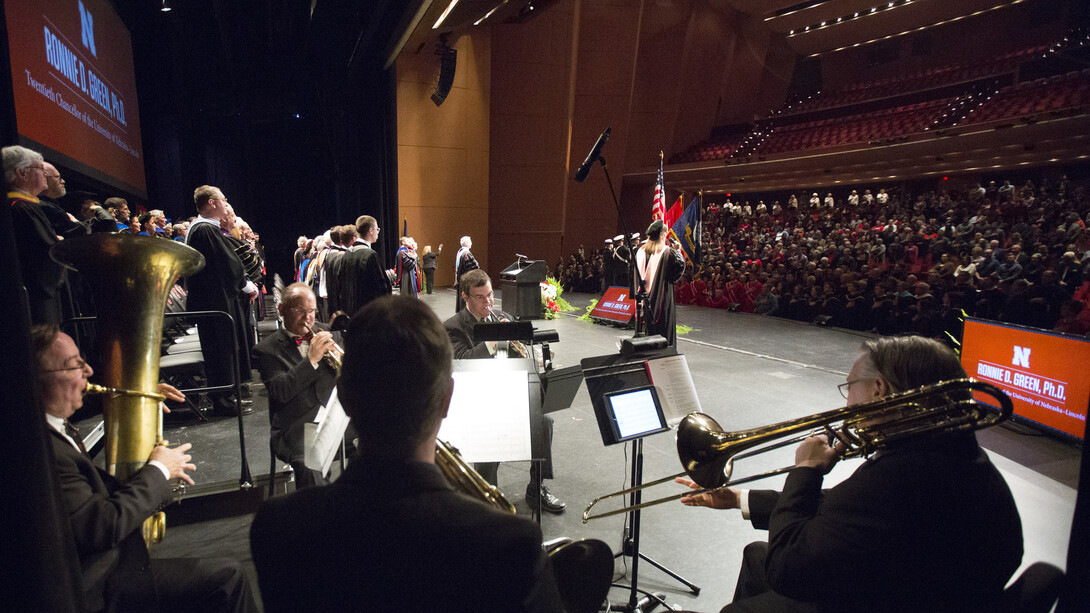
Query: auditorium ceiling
727,0,1037,57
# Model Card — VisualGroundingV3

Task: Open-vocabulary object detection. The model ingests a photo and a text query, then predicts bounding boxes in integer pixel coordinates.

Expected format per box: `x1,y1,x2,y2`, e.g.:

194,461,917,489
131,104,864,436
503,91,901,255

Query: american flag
652,151,665,221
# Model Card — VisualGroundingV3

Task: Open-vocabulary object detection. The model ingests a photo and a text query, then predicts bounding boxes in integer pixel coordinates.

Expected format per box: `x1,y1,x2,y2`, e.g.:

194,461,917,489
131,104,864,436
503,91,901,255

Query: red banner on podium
590,287,635,324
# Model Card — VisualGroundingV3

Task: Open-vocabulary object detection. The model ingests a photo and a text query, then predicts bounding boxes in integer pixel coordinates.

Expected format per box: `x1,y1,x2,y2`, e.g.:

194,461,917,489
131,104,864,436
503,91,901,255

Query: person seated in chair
32,324,257,613
250,296,564,612
252,282,340,488
677,336,1023,613
444,269,566,514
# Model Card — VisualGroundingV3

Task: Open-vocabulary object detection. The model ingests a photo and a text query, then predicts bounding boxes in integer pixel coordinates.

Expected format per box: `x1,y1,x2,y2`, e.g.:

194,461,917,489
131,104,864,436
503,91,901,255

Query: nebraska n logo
1012,346,1031,368
79,0,96,58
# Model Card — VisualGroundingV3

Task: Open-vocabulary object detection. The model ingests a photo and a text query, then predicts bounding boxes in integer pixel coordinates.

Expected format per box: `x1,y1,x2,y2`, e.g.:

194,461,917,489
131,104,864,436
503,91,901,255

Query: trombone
582,378,1013,522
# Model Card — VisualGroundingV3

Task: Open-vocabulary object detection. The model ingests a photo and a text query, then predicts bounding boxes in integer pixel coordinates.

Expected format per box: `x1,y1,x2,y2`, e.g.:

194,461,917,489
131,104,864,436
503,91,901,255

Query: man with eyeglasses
31,324,258,612
186,185,259,417
253,282,340,488
443,269,567,514
675,336,1022,613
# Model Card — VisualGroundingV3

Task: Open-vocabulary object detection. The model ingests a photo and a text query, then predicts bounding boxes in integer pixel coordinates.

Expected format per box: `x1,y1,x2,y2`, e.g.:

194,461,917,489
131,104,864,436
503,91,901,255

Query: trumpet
582,378,1012,522
301,322,344,371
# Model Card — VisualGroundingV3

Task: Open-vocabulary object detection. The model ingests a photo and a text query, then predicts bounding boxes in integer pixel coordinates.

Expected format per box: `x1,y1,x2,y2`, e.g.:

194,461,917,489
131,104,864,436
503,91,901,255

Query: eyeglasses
43,357,90,373
468,290,494,302
44,173,62,180
290,306,318,316
837,379,865,399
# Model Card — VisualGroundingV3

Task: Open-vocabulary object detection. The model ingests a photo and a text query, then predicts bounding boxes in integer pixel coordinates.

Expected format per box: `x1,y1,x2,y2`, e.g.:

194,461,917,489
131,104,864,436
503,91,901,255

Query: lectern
500,259,547,320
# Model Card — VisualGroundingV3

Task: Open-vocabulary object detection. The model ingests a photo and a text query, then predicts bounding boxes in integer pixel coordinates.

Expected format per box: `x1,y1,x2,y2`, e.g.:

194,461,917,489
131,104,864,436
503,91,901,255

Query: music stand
581,350,701,612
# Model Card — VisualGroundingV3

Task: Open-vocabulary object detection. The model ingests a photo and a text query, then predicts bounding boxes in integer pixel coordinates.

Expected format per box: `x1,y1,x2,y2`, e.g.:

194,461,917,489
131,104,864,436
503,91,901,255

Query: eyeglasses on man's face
44,356,90,373
837,379,865,399
289,306,318,316
469,290,494,303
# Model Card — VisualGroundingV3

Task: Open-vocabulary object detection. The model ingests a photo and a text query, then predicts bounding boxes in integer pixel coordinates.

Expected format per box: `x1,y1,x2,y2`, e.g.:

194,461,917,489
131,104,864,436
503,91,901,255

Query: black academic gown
636,246,685,345
339,245,392,316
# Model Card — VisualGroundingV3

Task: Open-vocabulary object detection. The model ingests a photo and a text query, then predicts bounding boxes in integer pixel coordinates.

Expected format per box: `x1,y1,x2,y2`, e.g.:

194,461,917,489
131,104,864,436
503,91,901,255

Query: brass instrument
582,378,1012,522
85,382,166,401
51,234,205,543
436,439,517,514
301,322,344,371
486,308,528,358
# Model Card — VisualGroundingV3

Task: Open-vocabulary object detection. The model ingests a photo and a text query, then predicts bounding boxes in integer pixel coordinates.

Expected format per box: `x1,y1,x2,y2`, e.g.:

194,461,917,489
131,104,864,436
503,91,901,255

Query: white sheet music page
645,354,702,426
438,369,532,463
304,387,351,476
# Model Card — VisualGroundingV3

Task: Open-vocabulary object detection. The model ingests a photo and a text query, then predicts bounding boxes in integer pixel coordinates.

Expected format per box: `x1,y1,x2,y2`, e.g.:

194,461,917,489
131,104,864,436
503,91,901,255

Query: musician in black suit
443,269,566,514
250,296,564,613
677,336,1023,613
252,282,339,488
32,324,256,613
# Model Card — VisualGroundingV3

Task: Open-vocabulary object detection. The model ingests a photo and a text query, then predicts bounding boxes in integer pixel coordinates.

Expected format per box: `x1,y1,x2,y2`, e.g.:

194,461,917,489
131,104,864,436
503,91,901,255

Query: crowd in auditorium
554,173,1090,340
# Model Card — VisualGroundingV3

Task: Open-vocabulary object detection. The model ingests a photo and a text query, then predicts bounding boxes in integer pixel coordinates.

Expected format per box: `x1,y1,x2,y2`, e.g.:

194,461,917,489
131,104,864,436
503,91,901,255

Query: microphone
574,127,611,183
515,253,527,259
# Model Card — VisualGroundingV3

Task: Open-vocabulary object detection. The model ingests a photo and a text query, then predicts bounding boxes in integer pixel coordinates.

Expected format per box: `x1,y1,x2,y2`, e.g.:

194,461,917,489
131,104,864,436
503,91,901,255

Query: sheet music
304,387,351,476
645,354,702,426
438,369,532,463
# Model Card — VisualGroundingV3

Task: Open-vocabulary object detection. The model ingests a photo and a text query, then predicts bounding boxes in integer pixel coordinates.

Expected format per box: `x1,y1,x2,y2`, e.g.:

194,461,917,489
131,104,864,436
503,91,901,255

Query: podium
500,259,547,320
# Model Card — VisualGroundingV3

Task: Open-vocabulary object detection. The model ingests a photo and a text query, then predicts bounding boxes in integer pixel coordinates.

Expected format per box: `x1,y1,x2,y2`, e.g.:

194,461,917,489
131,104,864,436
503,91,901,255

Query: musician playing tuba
676,336,1023,613
250,296,565,612
32,324,257,612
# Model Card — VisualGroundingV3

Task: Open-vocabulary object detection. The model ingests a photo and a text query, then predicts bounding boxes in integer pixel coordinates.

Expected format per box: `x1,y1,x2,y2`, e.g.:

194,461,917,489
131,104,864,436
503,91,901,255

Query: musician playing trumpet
251,296,564,612
253,282,341,488
677,336,1023,613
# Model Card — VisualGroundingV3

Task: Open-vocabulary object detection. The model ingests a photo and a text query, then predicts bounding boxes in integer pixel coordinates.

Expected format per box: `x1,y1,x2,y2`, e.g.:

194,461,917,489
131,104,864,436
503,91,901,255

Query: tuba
436,439,517,514
51,234,205,541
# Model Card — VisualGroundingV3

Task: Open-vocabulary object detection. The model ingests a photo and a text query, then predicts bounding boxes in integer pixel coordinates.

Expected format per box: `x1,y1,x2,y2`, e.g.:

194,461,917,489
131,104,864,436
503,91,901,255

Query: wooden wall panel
397,30,491,289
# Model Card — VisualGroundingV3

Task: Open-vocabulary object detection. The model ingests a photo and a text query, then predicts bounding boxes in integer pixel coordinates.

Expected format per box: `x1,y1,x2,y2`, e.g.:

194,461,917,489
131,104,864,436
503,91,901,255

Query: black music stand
581,351,701,612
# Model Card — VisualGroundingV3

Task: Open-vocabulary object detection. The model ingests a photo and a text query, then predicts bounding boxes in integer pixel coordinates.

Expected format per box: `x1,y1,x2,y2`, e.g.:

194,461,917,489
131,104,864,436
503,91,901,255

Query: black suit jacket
743,433,1023,612
252,327,337,464
250,457,563,612
443,307,513,360
49,429,173,612
339,245,391,316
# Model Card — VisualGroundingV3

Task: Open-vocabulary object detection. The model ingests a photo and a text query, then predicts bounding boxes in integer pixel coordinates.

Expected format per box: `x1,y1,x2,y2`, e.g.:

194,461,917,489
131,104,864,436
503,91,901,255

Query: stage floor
145,287,1079,612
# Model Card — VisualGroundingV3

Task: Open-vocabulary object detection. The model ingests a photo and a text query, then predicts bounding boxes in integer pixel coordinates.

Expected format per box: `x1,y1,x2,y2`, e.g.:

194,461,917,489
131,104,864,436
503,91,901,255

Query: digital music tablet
601,385,670,444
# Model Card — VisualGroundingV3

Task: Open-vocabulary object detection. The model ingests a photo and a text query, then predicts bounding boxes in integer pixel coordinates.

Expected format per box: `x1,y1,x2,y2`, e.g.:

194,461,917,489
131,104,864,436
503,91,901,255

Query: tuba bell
51,234,205,540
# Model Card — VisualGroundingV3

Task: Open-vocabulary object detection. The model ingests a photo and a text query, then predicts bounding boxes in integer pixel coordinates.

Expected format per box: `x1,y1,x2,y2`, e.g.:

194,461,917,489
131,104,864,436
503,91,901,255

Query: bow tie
292,336,308,346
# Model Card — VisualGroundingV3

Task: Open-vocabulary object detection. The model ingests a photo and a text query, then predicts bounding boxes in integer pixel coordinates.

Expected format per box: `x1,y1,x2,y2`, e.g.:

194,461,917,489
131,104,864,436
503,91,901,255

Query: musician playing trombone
676,336,1023,613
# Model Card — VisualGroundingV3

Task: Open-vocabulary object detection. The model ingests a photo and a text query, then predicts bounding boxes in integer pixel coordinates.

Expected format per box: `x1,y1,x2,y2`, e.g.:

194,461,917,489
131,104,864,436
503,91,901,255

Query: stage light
432,0,460,29
161,0,171,11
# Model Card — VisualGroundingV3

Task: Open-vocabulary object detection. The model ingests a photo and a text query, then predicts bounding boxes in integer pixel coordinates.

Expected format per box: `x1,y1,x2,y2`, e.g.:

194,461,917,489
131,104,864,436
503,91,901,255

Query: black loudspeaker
431,45,457,106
